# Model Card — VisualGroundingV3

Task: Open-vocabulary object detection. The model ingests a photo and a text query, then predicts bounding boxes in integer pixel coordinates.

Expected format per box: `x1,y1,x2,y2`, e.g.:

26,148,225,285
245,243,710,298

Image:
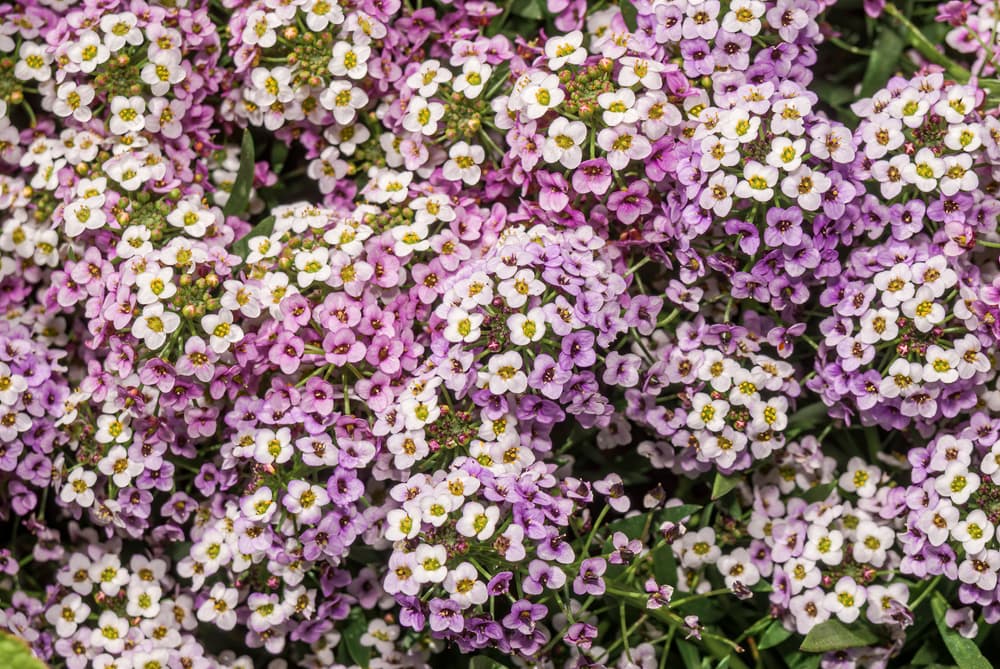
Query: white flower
53,82,96,123
839,457,880,497
717,547,761,589
391,220,430,256
45,593,91,637
809,122,856,163
360,619,400,654
803,525,845,565
444,308,484,344
687,393,729,432
955,334,990,379
957,549,1000,591
720,109,761,142
141,49,185,97
67,31,110,73
294,248,332,288
680,528,720,568
523,74,565,120
878,358,922,399
543,116,587,169
902,147,944,192
62,200,107,238
934,85,976,124
60,468,98,508
444,562,488,608
135,266,176,305
780,166,830,211
735,160,777,202
413,544,448,583
108,96,146,135
90,611,129,654
100,12,143,50
953,510,995,555
858,307,898,344
939,153,977,196
406,59,452,96
596,88,638,126
545,31,586,69
132,303,180,349
403,96,446,136
918,501,959,546
201,310,244,353
861,115,904,159
699,171,738,217
851,520,895,567
197,583,239,630
98,445,143,487
442,142,485,185
887,88,928,128
874,264,915,308
14,42,51,82
329,41,371,79
944,123,982,152
455,502,500,540
453,58,491,99
596,124,651,170
913,256,957,297
923,345,960,384
934,462,980,505
766,137,806,171
865,583,909,625
320,81,369,124
95,415,132,445
479,351,527,395
901,286,946,333
721,0,765,35
823,577,865,623
242,9,280,48
507,308,546,346
619,56,665,89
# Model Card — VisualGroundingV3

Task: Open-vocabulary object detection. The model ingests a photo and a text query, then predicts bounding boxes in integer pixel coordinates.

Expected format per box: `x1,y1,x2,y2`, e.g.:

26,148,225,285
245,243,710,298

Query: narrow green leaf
342,610,371,668
652,542,678,586
223,130,256,217
711,473,740,500
799,619,880,653
663,504,702,523
510,0,545,20
931,592,993,669
860,28,904,97
620,1,638,32
0,632,46,669
757,620,793,650
675,639,703,669
785,402,830,437
801,482,837,504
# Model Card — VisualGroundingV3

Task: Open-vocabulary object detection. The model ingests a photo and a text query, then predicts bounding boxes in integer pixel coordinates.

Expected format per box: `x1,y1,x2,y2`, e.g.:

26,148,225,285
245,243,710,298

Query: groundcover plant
5,0,1000,667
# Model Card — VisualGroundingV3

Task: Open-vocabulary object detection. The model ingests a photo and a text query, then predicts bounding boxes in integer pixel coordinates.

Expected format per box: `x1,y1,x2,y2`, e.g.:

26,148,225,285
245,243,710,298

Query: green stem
882,4,971,82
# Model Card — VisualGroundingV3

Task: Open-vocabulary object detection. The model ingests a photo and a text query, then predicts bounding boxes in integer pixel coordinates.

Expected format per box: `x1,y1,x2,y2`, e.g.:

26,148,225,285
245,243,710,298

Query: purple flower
573,558,607,596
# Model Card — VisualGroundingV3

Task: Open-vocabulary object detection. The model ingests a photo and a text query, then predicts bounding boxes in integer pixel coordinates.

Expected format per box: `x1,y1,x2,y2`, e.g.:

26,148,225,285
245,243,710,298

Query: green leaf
785,651,822,669
341,609,371,669
510,0,545,20
801,482,837,504
799,619,880,653
223,130,256,217
0,632,46,669
663,504,702,523
757,620,793,650
711,473,740,500
931,592,993,669
860,27,904,97
652,541,678,586
231,215,275,261
469,657,509,669
676,639,703,669
620,1,638,32
785,402,831,437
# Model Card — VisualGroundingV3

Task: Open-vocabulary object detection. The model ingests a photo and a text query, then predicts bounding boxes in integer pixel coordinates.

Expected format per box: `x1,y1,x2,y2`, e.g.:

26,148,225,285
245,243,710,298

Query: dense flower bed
2,0,1000,667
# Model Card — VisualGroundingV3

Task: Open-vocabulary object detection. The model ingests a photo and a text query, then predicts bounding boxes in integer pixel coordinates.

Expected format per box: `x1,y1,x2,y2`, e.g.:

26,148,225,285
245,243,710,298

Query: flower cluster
4,0,1000,668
